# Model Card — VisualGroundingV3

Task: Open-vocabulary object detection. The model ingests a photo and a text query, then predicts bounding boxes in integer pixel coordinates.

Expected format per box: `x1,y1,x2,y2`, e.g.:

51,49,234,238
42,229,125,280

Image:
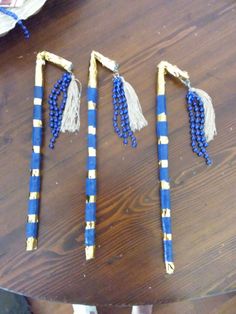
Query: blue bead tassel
112,76,137,148
186,90,212,165
48,72,72,149
0,7,30,38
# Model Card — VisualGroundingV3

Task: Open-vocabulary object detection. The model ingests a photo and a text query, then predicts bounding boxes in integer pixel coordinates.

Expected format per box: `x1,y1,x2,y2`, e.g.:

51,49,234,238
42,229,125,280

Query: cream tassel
121,77,148,132
60,74,82,133
190,87,217,142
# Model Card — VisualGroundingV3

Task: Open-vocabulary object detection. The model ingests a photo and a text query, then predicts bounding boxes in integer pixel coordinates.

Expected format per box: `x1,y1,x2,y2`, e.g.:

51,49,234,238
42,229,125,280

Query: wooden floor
29,292,236,314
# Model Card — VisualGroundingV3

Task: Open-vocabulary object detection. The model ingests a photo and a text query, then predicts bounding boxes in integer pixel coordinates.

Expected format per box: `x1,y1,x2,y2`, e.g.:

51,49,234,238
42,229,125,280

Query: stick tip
26,237,38,251
165,262,175,274
85,246,95,260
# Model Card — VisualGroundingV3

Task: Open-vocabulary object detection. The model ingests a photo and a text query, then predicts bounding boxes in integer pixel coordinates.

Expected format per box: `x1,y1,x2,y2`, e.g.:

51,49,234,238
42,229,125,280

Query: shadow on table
0,289,31,314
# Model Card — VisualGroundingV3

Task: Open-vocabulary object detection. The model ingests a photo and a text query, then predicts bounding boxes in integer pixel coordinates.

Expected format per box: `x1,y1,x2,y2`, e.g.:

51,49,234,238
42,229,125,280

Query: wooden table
0,0,235,306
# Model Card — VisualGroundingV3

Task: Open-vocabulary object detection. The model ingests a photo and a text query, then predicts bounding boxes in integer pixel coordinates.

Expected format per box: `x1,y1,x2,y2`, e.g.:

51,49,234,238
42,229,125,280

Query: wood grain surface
0,0,236,306
29,292,236,314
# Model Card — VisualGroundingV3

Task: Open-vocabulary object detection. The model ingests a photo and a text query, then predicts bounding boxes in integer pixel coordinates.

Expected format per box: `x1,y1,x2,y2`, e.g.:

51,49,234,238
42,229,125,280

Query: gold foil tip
165,262,175,274
85,245,95,260
26,237,38,251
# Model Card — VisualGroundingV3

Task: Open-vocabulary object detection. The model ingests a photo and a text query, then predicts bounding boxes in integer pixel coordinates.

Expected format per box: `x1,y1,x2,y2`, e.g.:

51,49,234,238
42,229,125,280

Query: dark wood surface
0,0,236,306
29,292,236,314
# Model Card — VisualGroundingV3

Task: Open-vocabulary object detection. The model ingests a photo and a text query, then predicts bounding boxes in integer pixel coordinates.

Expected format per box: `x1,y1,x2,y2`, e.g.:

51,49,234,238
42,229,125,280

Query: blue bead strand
112,76,137,148
186,91,212,165
48,72,71,149
0,7,30,38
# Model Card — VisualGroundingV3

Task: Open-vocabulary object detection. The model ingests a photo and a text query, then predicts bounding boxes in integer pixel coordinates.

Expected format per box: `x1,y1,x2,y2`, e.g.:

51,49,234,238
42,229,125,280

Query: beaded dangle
156,61,216,274
0,7,30,38
112,75,137,147
48,72,72,149
85,51,147,260
26,51,81,251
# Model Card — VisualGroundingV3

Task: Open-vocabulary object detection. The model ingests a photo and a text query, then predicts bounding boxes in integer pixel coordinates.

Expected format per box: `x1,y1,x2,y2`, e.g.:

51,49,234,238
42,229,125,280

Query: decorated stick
157,61,216,274
26,51,81,251
85,51,147,260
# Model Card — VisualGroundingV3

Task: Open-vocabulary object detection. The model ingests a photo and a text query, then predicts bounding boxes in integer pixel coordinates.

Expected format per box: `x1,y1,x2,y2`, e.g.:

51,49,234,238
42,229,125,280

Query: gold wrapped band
158,160,168,168
88,101,96,110
29,192,40,200
158,136,169,145
86,195,96,203
161,180,170,190
31,169,40,176
88,170,96,179
157,113,167,122
88,147,96,157
32,146,40,153
34,98,42,105
163,233,172,241
162,209,171,217
85,221,95,229
27,214,39,223
33,119,42,128
26,237,38,251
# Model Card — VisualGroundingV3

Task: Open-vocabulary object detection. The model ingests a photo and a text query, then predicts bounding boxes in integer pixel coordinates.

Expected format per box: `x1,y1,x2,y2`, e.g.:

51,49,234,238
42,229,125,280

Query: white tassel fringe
121,77,148,132
60,74,82,133
190,87,217,142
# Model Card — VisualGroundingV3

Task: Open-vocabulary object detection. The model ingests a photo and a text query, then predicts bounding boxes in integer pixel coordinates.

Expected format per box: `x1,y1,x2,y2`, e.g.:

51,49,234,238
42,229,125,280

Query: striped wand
157,61,216,274
85,51,147,260
26,51,81,251
85,51,119,260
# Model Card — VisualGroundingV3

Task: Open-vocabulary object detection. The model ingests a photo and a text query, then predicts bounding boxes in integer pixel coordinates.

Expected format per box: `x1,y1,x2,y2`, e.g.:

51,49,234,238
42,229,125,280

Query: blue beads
112,75,137,148
0,8,30,39
186,90,212,165
48,72,71,149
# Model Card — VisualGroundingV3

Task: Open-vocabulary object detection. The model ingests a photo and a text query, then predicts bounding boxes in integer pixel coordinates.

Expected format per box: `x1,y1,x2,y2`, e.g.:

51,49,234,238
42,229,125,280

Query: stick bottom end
85,245,95,260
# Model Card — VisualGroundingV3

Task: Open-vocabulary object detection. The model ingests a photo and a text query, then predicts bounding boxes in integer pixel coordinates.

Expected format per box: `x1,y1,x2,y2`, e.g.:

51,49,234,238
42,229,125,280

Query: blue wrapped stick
26,51,79,251
85,51,119,260
157,61,216,273
85,51,147,260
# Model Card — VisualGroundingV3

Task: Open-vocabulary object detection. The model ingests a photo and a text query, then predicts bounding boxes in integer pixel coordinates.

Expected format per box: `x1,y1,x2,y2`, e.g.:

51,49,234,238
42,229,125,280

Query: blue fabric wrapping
161,217,172,234
34,86,44,99
85,228,95,246
158,144,168,160
30,152,41,169
32,127,43,146
26,222,38,237
157,121,168,137
33,105,43,120
159,168,169,181
157,95,166,114
88,134,96,148
160,189,171,209
85,203,96,221
86,178,97,195
87,87,98,103
87,156,96,170
28,199,40,215
29,176,40,192
88,110,97,127
164,240,173,262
